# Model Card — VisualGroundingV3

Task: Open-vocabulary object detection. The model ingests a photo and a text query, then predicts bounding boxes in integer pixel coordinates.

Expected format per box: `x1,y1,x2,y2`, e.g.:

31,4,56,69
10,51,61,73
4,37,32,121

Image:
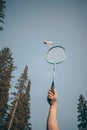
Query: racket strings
46,47,66,64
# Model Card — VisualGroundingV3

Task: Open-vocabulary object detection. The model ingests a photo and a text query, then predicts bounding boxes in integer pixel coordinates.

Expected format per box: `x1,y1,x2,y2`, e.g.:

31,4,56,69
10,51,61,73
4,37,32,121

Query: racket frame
45,45,66,65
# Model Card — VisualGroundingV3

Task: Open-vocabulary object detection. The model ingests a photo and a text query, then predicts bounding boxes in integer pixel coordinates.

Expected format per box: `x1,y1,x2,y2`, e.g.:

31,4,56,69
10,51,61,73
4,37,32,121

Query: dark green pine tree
77,94,87,130
24,80,32,130
0,0,6,31
8,65,32,130
0,47,16,129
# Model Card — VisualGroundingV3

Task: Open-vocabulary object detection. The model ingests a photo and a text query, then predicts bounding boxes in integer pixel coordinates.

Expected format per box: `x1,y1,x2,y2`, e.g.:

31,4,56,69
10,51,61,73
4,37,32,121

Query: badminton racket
45,45,66,104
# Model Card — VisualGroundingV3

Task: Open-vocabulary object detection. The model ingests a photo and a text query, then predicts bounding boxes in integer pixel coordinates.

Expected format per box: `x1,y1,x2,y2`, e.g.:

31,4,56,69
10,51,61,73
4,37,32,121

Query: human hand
47,88,58,106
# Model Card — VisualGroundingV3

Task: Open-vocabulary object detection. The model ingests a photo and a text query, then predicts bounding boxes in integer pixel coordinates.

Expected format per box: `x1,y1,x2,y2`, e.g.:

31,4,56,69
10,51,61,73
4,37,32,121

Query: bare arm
47,89,60,130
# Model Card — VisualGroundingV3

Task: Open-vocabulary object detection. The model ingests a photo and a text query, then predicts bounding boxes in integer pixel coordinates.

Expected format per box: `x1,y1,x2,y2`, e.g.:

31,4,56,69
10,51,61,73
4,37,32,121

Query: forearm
47,103,60,130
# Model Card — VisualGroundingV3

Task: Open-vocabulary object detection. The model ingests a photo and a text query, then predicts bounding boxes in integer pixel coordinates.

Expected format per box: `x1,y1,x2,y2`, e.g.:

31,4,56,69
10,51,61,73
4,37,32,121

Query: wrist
50,102,57,109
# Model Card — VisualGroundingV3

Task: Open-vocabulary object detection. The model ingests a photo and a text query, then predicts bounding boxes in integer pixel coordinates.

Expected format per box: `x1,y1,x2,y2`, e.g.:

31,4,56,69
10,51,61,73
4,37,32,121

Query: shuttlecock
44,41,53,45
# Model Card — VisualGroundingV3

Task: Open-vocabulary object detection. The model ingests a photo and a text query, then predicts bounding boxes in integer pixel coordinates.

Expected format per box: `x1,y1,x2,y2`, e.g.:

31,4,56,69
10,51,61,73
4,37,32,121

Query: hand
47,89,58,106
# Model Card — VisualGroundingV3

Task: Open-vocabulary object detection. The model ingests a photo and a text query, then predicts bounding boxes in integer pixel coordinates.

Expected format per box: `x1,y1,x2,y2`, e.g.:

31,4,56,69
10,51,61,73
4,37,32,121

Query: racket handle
47,81,55,105
51,80,55,90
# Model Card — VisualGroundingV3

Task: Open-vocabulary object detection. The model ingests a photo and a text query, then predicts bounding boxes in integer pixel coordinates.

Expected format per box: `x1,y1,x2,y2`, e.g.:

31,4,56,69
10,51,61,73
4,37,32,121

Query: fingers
48,89,56,95
47,88,58,102
48,89,54,100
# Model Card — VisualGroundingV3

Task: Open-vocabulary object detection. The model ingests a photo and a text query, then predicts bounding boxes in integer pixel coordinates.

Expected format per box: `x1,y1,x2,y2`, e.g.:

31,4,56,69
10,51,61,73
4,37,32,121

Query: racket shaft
51,80,55,90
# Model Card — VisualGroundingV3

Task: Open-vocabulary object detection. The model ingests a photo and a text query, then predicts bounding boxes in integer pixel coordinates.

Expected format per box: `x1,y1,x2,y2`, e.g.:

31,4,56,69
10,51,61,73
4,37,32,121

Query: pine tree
0,0,6,31
24,80,32,130
77,94,87,130
0,47,16,129
8,65,32,130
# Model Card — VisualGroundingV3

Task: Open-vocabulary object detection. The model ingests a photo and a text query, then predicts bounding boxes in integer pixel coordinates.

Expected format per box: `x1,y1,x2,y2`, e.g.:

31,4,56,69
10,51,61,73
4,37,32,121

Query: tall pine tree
77,94,87,130
8,65,32,130
0,47,16,129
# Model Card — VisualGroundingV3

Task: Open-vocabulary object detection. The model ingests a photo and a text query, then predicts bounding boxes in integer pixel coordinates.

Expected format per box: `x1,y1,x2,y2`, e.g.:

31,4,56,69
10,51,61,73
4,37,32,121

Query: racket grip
51,80,55,90
47,81,55,105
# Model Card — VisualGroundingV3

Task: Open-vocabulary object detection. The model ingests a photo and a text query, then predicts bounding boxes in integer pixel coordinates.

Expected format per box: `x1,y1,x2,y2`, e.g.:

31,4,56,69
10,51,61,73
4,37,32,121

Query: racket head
45,45,66,65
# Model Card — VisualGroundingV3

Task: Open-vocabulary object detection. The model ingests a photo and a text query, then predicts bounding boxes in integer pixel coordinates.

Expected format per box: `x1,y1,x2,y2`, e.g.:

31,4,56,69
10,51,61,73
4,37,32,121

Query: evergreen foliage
0,47,32,130
77,94,87,130
0,0,6,31
8,65,32,130
0,47,15,129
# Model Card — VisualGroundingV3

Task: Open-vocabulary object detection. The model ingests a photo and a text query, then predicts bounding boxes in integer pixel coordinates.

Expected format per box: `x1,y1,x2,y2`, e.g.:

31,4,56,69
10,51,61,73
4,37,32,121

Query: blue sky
0,0,87,130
